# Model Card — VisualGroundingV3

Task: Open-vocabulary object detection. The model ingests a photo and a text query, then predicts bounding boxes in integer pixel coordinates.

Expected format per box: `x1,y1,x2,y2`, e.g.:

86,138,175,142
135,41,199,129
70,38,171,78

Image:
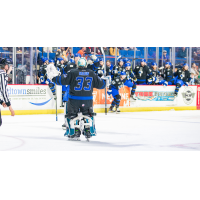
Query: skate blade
62,127,67,130
116,112,120,114
68,137,81,141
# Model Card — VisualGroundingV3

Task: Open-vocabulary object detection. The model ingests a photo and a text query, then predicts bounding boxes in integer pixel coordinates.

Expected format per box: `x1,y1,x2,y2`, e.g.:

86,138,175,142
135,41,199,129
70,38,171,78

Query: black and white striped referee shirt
0,69,11,106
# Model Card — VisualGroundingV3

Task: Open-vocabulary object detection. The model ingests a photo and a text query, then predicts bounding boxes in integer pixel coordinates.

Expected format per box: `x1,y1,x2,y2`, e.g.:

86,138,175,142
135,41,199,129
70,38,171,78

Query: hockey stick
56,88,58,121
101,47,107,115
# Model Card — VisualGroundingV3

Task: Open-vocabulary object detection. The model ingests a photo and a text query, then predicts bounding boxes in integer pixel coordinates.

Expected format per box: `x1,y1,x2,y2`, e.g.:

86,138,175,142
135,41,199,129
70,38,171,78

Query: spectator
43,47,52,53
66,48,73,61
103,47,109,55
178,47,187,58
159,50,169,66
190,63,199,79
91,47,102,55
78,47,86,57
109,47,119,56
190,73,199,85
85,47,94,55
123,47,130,50
16,47,22,53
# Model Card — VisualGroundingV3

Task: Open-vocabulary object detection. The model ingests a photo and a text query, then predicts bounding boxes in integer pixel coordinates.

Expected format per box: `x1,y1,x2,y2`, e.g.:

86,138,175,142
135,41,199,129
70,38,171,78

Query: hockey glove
91,55,97,61
159,66,164,70
46,64,61,81
87,60,93,65
40,76,44,83
163,81,168,86
107,90,112,98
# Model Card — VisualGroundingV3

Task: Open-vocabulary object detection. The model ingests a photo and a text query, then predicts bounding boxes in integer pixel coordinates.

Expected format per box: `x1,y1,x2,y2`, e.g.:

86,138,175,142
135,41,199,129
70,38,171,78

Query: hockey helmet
74,53,81,58
69,58,75,63
57,57,64,61
118,59,124,63
165,62,171,66
49,59,55,63
0,58,10,69
120,71,126,76
99,58,104,62
41,57,48,63
123,58,129,63
151,62,157,66
124,63,131,68
141,59,146,63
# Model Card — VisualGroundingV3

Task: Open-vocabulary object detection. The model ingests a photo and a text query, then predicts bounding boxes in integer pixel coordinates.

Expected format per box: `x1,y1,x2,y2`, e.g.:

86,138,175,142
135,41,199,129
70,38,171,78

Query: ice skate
116,106,120,114
84,127,91,142
131,94,137,101
68,128,81,141
109,105,115,113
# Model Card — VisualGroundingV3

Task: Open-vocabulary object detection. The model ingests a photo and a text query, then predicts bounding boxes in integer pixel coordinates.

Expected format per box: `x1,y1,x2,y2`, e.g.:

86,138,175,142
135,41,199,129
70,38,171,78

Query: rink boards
93,85,200,113
1,85,64,115
1,84,200,115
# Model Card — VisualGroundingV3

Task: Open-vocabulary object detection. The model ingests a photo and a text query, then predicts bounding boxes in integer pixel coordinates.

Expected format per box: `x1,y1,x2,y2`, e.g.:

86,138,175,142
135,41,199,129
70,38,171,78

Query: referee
0,58,15,126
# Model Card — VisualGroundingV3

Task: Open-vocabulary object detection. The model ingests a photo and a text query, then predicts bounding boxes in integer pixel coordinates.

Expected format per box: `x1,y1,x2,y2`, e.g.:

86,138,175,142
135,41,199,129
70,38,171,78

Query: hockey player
107,71,134,113
46,59,58,97
106,60,114,77
64,58,77,73
133,59,152,85
0,58,15,126
47,58,106,140
147,62,161,85
173,63,191,97
159,62,174,86
124,63,137,100
112,58,124,78
38,57,48,84
56,57,66,74
95,58,105,78
87,54,100,72
123,58,130,65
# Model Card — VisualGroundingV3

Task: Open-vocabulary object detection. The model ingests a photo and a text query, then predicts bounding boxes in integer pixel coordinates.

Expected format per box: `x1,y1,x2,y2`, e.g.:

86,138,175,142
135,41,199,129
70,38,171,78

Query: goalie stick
101,47,107,115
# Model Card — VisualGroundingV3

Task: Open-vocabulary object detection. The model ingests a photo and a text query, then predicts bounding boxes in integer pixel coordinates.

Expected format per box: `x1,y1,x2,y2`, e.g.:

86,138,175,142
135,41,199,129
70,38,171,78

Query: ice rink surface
0,110,200,151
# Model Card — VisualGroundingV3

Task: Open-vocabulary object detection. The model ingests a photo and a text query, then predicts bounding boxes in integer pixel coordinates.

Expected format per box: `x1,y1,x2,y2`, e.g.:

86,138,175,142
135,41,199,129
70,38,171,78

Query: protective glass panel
0,47,13,59
159,47,172,67
175,47,189,67
191,47,200,80
147,47,156,66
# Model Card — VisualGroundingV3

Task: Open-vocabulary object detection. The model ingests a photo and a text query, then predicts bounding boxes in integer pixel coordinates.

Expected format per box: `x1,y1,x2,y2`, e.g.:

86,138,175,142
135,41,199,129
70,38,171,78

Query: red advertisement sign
93,87,130,106
197,85,200,110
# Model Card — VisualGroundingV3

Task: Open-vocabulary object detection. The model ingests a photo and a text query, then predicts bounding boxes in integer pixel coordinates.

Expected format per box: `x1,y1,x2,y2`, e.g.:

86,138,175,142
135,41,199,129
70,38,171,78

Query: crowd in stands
1,47,200,85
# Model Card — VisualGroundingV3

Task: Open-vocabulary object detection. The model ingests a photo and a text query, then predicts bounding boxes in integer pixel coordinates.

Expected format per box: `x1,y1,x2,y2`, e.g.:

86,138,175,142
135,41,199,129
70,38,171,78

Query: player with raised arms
47,57,107,141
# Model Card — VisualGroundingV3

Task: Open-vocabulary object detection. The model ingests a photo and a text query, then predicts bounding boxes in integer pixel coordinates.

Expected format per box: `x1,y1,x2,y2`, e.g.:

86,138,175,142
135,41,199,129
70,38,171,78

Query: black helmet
0,58,10,69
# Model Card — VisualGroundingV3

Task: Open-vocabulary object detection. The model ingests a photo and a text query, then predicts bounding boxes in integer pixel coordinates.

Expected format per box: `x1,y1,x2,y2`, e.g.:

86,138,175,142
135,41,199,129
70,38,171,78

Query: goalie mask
78,58,87,68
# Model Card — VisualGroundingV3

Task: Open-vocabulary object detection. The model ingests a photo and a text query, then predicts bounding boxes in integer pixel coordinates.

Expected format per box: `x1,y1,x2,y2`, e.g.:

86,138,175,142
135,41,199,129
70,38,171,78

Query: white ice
0,110,200,151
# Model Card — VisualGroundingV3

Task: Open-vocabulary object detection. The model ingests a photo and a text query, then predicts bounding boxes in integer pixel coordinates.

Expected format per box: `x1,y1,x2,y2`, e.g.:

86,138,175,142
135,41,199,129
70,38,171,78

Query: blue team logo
29,98,52,106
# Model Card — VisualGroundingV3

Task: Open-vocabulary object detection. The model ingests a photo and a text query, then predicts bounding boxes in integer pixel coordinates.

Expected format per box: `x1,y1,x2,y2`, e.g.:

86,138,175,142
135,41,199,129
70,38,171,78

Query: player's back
66,68,105,99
